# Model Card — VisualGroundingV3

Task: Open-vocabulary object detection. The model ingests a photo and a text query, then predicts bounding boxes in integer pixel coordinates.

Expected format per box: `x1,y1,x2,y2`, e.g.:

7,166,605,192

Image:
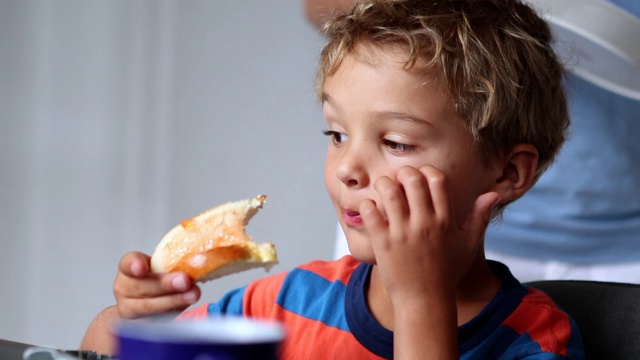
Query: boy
82,0,584,358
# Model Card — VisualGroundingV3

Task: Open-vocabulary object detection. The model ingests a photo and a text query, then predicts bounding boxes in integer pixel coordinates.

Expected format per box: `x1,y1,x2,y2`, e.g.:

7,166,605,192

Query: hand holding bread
112,195,277,320
113,251,201,319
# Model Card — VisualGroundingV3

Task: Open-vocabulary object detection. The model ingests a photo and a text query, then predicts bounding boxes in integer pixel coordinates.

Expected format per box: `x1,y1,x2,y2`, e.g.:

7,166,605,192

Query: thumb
460,192,501,248
120,251,152,278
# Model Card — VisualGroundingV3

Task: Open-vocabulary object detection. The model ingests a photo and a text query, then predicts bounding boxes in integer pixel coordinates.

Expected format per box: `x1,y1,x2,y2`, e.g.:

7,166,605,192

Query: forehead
324,43,449,104
334,42,441,84
322,43,464,132
320,41,445,94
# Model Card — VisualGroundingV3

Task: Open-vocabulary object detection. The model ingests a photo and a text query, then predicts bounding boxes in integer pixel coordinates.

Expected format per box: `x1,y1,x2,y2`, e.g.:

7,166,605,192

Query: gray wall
0,0,336,349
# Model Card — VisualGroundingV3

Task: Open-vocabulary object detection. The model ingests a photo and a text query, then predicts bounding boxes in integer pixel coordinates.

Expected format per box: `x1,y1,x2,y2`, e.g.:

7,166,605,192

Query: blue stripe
276,268,349,331
461,325,570,359
207,286,246,316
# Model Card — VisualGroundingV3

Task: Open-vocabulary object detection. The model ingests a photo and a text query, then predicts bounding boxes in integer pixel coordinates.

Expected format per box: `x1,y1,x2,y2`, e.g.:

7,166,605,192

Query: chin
344,232,376,265
351,253,376,265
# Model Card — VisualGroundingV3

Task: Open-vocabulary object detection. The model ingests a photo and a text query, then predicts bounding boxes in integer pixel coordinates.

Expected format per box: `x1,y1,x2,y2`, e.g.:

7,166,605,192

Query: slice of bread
150,194,278,282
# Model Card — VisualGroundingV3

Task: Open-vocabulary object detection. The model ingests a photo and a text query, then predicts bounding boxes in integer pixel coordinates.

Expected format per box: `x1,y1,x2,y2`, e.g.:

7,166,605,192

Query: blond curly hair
317,0,569,190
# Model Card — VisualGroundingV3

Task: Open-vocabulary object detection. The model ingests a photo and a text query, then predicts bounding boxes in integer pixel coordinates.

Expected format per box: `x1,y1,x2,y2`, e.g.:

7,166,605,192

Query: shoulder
472,261,584,358
505,286,572,332
502,286,584,357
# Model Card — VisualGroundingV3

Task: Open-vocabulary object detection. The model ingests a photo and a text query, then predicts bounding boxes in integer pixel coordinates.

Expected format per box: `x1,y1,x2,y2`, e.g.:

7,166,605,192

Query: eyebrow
322,92,434,127
321,92,334,105
371,110,435,127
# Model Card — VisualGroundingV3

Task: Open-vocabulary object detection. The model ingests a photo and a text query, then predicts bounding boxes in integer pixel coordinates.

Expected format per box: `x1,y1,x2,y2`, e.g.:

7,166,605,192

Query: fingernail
131,262,144,277
171,275,188,291
183,290,197,304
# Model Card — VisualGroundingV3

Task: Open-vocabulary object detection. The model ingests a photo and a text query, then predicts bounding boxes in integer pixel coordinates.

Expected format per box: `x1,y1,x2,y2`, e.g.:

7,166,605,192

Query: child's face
322,44,501,264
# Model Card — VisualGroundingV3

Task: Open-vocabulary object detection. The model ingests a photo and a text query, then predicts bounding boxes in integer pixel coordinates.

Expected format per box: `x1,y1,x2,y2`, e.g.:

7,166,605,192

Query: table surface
1,339,117,359
0,338,33,359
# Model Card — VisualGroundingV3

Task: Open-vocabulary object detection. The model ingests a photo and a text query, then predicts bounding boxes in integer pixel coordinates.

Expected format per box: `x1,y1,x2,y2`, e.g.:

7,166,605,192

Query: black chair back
526,280,640,360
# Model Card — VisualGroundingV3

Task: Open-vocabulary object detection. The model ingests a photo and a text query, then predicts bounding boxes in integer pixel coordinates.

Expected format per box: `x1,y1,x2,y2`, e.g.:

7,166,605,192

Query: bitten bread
150,194,278,282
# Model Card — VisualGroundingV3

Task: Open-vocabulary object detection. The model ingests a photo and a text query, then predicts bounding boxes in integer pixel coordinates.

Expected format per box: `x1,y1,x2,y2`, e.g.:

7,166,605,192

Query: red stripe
297,256,360,285
502,288,572,355
271,304,386,360
243,270,288,317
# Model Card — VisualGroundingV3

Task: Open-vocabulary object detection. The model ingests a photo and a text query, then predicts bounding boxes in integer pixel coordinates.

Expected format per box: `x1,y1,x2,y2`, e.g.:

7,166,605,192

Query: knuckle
361,203,378,218
113,285,123,298
113,278,127,298
404,172,425,188
116,301,136,319
376,179,401,200
137,300,156,317
428,172,447,187
398,166,426,188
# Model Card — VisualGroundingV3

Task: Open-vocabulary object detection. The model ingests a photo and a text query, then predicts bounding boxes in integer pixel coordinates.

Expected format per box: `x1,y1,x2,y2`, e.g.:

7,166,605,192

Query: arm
80,306,120,354
79,252,201,354
361,165,499,359
392,291,458,360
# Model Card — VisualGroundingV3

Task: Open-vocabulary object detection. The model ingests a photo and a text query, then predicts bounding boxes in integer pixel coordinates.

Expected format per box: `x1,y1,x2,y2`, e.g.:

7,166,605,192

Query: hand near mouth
359,164,500,306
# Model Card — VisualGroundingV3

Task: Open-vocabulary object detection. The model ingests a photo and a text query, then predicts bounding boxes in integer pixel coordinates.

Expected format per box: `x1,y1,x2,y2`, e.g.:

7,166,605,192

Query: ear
492,143,538,203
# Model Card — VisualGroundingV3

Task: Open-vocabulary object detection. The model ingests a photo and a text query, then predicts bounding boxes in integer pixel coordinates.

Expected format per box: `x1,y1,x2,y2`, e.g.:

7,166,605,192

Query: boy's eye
323,130,348,144
383,139,415,153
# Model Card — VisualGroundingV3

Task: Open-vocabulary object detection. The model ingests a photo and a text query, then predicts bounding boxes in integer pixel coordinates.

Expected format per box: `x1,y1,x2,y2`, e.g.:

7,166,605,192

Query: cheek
448,162,492,221
324,150,338,195
323,166,333,193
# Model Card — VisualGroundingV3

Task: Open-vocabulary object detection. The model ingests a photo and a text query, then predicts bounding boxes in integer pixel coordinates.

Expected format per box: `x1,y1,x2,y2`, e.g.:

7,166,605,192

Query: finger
398,165,433,219
360,198,386,235
119,251,151,278
118,286,201,319
373,175,409,228
460,191,501,251
418,166,451,222
115,271,195,299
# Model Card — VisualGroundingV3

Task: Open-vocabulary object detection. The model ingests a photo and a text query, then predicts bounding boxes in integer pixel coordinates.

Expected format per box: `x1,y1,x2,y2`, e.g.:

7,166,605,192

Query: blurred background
0,0,335,349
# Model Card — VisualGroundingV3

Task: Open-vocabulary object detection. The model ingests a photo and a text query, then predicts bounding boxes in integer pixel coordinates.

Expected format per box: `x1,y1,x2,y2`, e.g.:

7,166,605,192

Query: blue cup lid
116,316,285,345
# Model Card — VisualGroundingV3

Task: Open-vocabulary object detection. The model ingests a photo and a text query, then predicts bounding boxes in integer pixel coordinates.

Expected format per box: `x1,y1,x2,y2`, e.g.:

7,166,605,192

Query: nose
335,143,369,188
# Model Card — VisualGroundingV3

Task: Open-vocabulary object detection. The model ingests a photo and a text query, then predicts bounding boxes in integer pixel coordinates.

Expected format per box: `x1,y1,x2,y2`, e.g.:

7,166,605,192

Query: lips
343,209,363,227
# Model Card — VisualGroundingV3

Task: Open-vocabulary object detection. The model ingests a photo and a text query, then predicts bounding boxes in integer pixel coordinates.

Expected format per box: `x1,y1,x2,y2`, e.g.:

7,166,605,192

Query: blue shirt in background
486,0,640,264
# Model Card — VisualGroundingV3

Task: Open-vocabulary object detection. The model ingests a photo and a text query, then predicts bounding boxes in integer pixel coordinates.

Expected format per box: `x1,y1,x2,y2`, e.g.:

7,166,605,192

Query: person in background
82,0,584,358
308,0,640,283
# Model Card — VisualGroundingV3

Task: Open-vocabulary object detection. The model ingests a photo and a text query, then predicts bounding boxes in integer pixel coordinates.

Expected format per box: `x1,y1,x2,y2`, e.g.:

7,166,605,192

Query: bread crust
150,194,278,282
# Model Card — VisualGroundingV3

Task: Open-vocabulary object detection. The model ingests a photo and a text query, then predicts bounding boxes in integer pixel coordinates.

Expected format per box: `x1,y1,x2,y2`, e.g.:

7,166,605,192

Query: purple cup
115,316,285,360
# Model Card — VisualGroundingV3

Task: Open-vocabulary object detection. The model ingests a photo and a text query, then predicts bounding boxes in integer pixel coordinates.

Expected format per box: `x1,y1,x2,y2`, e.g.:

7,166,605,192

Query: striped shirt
180,256,584,359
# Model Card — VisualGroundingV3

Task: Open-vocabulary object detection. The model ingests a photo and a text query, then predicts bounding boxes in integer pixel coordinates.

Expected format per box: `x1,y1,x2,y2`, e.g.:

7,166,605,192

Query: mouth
342,209,363,227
